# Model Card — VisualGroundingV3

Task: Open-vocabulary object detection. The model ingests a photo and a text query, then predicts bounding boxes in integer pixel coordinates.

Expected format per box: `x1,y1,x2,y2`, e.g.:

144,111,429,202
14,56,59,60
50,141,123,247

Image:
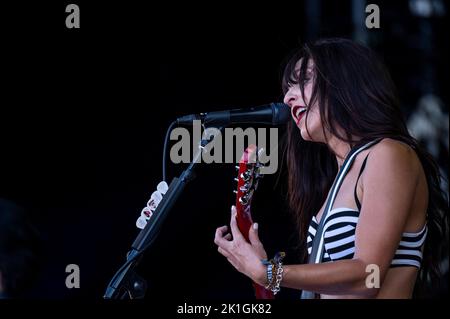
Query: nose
283,88,297,108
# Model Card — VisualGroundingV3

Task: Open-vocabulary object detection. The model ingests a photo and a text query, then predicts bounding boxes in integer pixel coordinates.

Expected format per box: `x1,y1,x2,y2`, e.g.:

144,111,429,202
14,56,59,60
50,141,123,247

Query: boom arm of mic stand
104,130,214,299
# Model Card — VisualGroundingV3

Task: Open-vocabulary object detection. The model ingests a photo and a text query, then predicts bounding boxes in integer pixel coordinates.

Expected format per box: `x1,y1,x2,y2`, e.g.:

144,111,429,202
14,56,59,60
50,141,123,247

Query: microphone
176,103,290,126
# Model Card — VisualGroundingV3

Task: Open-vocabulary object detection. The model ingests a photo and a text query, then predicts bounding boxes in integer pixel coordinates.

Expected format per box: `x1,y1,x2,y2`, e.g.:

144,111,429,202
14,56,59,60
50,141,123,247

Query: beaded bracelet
261,259,276,290
261,252,285,294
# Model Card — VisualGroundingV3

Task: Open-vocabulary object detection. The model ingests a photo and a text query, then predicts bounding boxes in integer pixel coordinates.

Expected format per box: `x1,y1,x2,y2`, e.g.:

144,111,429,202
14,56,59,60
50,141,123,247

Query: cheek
312,112,322,127
303,84,313,104
301,111,324,141
306,107,321,128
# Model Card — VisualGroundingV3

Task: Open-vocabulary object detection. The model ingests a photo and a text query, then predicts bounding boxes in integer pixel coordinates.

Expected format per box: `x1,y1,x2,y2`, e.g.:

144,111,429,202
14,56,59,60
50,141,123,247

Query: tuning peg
239,194,249,205
255,165,267,177
239,183,250,192
240,171,251,182
257,148,264,158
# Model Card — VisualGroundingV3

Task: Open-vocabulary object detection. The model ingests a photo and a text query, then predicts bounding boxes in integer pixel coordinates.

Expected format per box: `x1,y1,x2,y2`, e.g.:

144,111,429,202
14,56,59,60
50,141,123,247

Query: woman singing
214,38,448,298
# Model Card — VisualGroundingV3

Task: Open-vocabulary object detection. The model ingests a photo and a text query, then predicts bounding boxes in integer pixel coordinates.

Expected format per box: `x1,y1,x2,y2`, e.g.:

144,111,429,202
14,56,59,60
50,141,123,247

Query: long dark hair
282,38,448,296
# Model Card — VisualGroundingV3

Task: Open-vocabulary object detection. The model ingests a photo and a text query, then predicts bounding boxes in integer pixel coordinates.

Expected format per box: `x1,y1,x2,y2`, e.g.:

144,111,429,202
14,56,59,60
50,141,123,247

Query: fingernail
231,205,236,213
253,223,258,230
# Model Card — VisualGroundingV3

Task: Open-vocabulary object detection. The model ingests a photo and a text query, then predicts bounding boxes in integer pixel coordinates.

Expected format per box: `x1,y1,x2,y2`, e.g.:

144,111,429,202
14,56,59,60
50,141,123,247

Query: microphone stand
104,125,221,299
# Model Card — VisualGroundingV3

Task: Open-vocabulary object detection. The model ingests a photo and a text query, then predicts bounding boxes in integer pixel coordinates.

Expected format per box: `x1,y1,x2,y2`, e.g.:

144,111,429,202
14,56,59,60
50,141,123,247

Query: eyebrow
293,68,313,77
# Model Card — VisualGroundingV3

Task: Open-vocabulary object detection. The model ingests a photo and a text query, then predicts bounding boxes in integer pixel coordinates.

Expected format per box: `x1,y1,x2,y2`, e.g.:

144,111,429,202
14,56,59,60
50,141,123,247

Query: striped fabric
307,208,427,268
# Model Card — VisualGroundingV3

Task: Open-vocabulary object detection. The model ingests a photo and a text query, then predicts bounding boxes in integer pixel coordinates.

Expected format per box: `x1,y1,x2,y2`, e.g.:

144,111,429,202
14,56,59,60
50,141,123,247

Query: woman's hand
214,205,268,286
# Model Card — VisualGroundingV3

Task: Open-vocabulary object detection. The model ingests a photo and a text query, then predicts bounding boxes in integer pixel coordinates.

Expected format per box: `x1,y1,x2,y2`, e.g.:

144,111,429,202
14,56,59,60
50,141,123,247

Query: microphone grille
271,103,290,125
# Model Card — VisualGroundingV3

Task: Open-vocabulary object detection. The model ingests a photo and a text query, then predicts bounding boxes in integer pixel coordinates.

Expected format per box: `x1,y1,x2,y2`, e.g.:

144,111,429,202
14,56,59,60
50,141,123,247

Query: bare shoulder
369,138,421,173
361,139,428,232
367,138,422,186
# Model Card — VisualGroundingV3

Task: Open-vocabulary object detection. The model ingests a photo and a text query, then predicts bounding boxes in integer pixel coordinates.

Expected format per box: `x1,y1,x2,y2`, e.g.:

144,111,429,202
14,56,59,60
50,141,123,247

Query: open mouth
292,105,307,125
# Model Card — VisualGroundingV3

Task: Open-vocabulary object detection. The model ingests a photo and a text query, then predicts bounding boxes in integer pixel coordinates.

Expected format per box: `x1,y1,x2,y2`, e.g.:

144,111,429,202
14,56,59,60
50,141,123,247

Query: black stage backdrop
1,1,448,299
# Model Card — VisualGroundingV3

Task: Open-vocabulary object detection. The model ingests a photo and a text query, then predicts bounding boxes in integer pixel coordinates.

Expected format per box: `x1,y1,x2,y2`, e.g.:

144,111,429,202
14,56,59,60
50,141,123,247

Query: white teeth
296,107,307,118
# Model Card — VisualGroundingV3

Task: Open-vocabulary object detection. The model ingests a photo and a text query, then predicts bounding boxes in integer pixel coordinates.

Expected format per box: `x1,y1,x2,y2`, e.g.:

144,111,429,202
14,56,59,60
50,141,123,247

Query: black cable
162,121,177,182
107,120,201,298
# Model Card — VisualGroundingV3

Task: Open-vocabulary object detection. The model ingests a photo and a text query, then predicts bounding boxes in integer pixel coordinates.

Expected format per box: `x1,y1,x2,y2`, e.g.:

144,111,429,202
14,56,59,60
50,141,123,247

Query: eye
302,72,314,84
288,76,299,86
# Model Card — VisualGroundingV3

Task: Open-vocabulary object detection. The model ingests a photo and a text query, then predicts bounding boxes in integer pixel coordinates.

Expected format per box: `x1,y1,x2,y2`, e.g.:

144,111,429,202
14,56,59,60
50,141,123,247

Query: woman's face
283,59,325,142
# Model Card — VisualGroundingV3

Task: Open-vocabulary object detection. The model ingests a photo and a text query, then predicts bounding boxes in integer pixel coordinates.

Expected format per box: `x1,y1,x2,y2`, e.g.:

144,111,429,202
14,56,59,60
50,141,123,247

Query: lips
291,105,307,125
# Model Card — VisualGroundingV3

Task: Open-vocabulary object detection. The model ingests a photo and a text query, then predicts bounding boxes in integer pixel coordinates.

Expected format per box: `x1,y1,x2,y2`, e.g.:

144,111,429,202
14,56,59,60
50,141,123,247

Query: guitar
234,144,274,299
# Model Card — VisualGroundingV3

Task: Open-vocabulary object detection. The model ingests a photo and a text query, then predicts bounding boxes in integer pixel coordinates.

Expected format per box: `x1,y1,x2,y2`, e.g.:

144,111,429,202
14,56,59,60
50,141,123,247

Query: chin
300,127,324,143
300,128,313,141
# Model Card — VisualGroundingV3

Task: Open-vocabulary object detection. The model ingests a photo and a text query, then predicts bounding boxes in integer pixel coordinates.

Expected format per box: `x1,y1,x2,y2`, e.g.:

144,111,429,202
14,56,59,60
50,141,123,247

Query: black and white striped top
307,139,428,269
307,208,427,268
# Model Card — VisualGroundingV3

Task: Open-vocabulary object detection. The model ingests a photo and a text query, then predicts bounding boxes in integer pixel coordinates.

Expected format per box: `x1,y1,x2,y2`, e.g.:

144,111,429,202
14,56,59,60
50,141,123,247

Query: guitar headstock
233,145,273,299
235,145,264,207
233,144,264,240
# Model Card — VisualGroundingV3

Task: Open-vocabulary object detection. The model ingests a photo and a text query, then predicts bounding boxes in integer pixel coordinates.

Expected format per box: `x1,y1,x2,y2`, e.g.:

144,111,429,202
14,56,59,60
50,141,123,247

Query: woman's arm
277,259,372,296
280,140,421,296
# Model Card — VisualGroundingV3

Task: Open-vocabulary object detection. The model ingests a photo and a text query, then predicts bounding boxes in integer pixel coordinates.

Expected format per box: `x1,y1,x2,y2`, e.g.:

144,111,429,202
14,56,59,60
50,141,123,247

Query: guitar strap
300,139,381,299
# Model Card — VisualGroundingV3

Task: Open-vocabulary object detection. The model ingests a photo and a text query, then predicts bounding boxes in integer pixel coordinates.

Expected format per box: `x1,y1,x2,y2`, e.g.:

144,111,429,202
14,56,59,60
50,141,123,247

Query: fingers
248,222,267,259
214,225,228,241
248,222,262,247
229,205,244,241
217,246,229,258
214,225,232,250
216,225,228,235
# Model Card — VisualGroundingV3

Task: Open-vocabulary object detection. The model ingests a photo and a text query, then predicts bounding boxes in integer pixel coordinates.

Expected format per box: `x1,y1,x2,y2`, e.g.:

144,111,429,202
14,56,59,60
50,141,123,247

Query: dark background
0,1,448,299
